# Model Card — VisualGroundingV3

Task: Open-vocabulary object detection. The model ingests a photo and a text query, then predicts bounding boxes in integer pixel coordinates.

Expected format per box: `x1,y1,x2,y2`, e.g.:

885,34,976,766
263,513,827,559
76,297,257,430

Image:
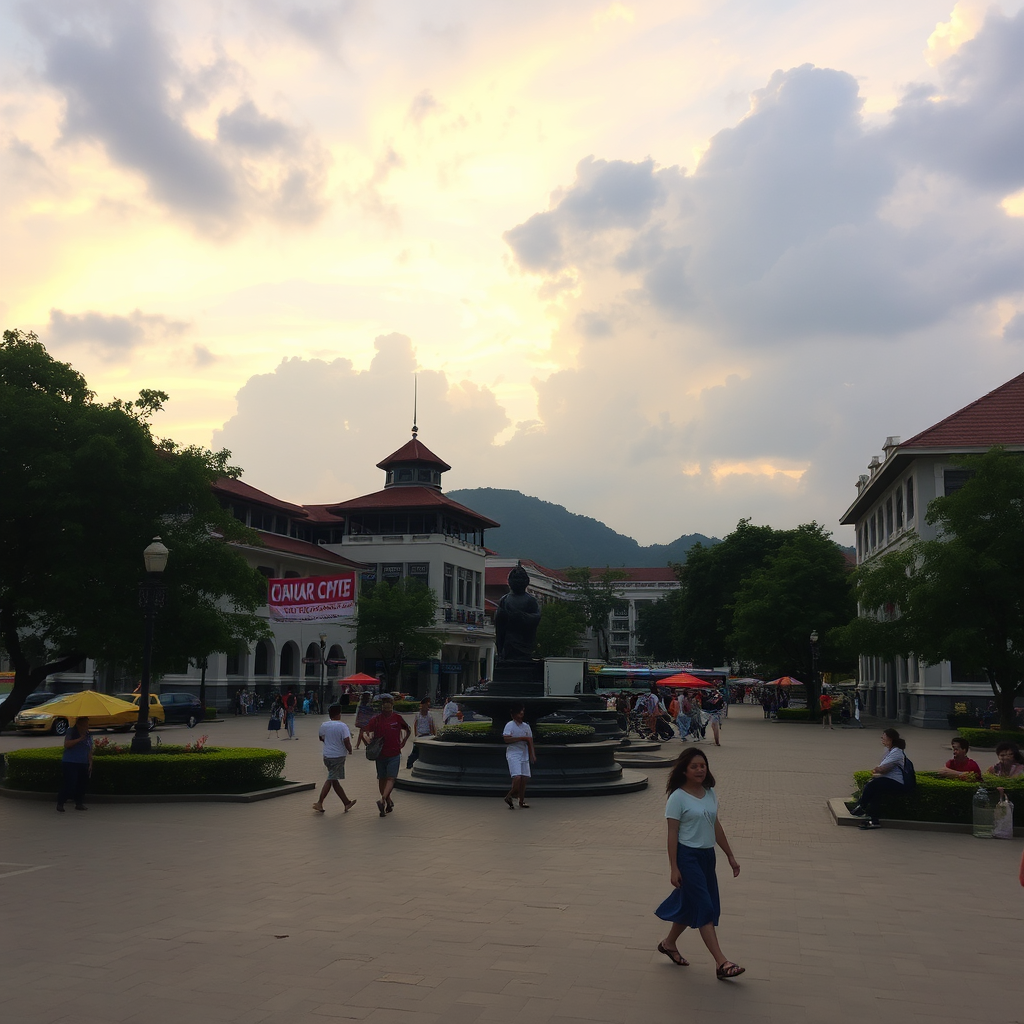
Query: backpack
901,753,916,789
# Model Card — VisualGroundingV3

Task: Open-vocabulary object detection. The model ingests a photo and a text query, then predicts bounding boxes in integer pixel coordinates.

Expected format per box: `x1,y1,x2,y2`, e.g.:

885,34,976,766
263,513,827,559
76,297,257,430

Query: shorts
323,756,346,780
375,754,401,780
506,751,531,778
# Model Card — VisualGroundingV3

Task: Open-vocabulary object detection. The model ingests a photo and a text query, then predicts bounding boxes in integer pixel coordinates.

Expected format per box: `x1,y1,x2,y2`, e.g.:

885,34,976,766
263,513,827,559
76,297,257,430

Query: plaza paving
1,705,1022,1024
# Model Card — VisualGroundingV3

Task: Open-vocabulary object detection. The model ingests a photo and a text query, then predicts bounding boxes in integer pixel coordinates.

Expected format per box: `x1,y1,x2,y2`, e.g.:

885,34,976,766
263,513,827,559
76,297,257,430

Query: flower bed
3,743,286,795
437,723,596,745
852,770,1024,825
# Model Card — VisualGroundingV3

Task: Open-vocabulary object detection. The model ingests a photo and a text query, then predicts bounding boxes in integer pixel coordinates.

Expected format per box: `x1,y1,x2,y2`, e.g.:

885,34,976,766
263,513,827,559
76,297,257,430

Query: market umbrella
342,673,381,685
767,676,803,687
658,672,715,689
33,691,138,721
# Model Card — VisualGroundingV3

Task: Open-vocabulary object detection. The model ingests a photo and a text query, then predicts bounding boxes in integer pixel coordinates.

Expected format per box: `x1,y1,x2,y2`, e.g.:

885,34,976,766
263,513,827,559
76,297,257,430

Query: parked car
15,695,147,736
6,691,58,710
113,693,166,731
157,692,203,727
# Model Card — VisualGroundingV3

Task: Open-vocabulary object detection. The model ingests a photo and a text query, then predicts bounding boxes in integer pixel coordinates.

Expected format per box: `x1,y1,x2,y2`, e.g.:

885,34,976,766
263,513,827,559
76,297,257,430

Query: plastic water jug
973,785,994,838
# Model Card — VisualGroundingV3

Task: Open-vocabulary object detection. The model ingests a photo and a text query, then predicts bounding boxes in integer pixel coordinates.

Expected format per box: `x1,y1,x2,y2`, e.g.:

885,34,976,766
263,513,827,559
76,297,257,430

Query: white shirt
878,747,905,784
319,719,352,759
442,700,459,723
414,710,434,736
503,719,532,757
665,787,719,849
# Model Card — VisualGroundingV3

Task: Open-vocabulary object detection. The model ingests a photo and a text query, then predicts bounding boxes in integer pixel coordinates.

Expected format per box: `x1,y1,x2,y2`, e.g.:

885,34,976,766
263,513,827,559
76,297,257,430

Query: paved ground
1,706,1022,1024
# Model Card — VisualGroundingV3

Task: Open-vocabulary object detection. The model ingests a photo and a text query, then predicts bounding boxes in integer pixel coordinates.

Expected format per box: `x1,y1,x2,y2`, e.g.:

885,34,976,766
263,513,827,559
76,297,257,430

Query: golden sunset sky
3,1,1023,543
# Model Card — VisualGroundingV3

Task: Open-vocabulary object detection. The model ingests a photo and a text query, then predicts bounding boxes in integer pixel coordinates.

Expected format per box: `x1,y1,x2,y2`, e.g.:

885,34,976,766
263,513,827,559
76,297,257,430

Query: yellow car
14,693,164,735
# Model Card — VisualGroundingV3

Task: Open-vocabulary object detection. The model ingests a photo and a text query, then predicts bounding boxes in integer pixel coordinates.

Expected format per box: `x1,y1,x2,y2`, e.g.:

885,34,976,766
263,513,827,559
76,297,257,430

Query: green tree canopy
353,578,445,686
0,329,270,727
845,448,1024,728
533,599,586,658
728,523,856,696
636,590,685,660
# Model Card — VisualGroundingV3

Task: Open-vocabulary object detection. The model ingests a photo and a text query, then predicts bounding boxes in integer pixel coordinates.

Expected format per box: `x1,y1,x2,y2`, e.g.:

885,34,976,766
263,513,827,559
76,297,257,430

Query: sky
4,0,1024,546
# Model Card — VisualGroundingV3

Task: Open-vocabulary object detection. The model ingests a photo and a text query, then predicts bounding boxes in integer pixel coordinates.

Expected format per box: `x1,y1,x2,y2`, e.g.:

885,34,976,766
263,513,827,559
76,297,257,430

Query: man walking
359,694,410,817
312,705,357,814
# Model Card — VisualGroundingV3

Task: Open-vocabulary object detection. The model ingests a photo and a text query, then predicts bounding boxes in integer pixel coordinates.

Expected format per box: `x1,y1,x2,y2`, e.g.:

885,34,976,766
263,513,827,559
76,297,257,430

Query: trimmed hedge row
4,746,287,795
437,723,597,745
852,770,1024,825
955,727,1024,749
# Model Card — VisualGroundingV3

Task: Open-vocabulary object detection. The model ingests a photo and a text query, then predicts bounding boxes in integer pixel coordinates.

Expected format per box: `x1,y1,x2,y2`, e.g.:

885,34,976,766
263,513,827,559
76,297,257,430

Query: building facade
840,371,1024,728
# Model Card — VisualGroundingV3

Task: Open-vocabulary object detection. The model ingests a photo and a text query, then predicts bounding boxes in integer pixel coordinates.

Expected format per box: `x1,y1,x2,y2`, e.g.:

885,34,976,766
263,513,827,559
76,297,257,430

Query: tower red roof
376,438,452,472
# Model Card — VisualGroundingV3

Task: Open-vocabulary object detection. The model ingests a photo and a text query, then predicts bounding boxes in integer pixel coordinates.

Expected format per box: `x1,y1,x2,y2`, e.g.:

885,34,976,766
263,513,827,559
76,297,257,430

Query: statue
494,564,542,662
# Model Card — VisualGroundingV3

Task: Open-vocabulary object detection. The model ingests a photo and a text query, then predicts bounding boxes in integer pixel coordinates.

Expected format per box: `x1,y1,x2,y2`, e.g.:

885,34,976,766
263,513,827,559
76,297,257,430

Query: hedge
3,745,286,795
851,770,1024,825
436,723,597,745
955,728,1024,749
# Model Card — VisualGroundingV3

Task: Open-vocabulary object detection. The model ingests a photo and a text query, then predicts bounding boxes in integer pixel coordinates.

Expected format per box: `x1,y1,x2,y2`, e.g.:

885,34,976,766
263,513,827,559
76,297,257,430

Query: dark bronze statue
494,564,542,661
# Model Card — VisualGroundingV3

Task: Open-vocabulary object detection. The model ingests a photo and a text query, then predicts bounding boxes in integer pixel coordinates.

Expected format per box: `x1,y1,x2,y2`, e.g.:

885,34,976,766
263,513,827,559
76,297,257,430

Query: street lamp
318,632,328,713
132,536,169,754
809,629,820,716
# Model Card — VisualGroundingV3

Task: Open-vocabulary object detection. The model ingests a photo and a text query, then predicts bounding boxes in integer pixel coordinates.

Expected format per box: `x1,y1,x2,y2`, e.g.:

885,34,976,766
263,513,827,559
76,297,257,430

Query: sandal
519,802,530,808
716,961,745,980
657,942,689,967
504,796,515,809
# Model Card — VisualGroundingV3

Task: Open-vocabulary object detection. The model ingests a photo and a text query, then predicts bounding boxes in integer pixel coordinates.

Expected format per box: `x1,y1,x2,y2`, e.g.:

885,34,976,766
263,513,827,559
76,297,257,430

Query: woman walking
502,703,536,809
655,747,744,980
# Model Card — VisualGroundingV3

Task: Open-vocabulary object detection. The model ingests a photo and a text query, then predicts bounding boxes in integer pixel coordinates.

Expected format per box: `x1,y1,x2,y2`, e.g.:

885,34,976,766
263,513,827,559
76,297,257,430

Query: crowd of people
612,685,729,746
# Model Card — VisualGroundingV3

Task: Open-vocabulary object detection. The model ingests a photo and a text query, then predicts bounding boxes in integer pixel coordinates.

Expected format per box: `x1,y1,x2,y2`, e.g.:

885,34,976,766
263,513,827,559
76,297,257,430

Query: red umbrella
659,672,715,688
342,673,381,685
767,676,803,687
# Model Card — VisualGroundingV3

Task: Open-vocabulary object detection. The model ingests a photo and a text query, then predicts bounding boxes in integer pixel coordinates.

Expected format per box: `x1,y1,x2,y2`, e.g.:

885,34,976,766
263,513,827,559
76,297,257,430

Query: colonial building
45,433,498,707
839,371,1024,727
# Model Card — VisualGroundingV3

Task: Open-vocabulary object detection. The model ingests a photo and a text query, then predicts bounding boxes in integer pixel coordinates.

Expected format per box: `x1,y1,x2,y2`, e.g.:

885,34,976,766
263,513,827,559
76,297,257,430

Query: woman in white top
849,728,907,829
406,697,437,769
655,747,744,980
502,703,537,809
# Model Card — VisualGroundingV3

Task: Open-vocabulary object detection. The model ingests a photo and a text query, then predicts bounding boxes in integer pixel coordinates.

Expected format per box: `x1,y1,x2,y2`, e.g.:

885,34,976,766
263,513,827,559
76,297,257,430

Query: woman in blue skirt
655,747,744,980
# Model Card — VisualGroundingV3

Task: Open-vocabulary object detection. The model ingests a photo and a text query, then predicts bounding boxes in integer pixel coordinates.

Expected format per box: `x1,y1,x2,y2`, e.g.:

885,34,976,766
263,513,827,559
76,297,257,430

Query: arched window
327,644,345,679
280,642,299,677
304,643,320,678
254,640,273,676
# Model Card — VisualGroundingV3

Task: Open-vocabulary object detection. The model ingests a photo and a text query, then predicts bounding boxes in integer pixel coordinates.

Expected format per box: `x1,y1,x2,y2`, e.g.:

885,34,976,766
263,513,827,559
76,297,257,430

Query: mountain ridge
446,487,718,568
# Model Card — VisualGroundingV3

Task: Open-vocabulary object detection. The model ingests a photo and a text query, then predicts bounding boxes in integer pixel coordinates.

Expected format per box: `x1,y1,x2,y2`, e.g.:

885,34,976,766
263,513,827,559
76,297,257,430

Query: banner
268,572,356,621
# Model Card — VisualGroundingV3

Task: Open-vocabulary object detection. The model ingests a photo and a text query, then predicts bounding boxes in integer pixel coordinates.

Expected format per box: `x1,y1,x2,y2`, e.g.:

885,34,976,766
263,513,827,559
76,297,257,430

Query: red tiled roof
487,562,678,584
376,438,452,472
324,487,499,527
606,567,679,582
901,371,1024,449
300,503,346,524
234,531,369,568
213,477,309,516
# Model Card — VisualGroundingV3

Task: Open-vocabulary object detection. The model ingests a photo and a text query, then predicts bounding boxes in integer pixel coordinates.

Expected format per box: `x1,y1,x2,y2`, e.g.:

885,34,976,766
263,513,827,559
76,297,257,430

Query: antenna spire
411,374,418,439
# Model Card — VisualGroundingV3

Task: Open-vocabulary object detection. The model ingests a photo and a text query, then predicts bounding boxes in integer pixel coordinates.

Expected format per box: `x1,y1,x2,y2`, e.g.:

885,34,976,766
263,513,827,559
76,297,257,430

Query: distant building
839,371,1024,727
485,557,681,661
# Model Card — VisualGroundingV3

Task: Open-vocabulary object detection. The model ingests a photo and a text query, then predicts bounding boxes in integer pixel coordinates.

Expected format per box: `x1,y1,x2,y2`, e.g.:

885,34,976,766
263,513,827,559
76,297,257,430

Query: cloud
192,344,218,368
407,90,439,124
213,333,510,504
25,2,329,232
47,308,189,361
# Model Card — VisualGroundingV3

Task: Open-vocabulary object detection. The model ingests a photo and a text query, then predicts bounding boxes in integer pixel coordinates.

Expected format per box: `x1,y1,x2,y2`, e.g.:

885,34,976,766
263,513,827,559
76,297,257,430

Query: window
876,509,884,545
254,641,271,676
382,563,403,583
398,468,413,482
418,469,433,482
885,498,893,539
475,571,482,607
304,643,320,678
226,647,244,676
869,515,877,549
906,477,914,519
895,488,904,530
409,562,430,586
944,469,974,496
443,563,454,603
280,643,297,677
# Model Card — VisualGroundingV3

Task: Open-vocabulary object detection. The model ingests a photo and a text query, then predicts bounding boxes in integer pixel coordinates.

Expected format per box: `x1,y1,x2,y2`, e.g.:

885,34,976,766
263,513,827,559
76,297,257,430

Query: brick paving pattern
2,706,1022,1024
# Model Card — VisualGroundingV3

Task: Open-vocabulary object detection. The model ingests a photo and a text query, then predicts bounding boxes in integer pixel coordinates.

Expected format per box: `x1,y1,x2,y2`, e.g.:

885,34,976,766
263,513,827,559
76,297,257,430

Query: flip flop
657,942,689,967
312,804,325,814
716,961,745,980
518,802,530,808
504,796,515,809
377,800,386,817
344,800,357,813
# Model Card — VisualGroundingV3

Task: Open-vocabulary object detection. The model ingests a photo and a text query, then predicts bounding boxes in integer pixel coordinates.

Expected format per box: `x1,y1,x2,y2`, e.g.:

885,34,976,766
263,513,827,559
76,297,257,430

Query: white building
839,371,1024,728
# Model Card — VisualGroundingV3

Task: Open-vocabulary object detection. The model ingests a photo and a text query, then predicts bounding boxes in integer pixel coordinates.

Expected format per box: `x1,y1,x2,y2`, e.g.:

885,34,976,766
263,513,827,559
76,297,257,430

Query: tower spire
412,374,418,439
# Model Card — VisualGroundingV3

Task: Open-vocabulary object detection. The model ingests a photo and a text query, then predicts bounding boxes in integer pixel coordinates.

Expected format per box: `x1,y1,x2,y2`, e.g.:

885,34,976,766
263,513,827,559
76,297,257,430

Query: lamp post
318,632,327,713
809,629,820,719
132,537,169,754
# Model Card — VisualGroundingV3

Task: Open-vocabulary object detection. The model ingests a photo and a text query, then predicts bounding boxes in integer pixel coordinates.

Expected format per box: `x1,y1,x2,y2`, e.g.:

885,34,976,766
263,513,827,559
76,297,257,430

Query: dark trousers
57,762,89,808
858,777,904,822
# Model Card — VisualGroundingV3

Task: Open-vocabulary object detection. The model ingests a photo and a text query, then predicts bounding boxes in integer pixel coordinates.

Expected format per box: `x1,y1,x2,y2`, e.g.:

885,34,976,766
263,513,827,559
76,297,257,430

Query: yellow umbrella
35,691,139,722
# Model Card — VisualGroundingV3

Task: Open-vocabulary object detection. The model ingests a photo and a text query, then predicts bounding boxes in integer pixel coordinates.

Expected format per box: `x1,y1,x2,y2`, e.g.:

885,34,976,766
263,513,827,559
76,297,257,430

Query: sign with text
268,572,356,622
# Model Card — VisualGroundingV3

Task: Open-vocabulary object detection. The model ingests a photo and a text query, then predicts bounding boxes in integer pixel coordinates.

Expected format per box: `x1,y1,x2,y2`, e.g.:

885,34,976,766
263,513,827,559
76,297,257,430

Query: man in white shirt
442,696,460,725
312,704,357,814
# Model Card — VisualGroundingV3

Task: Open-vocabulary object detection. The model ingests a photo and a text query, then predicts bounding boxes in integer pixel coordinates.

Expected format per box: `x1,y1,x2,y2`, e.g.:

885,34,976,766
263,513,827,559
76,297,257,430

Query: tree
563,566,629,662
353,578,446,686
636,591,685,660
0,330,271,728
676,520,789,667
728,523,856,708
533,599,586,658
846,448,1024,728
